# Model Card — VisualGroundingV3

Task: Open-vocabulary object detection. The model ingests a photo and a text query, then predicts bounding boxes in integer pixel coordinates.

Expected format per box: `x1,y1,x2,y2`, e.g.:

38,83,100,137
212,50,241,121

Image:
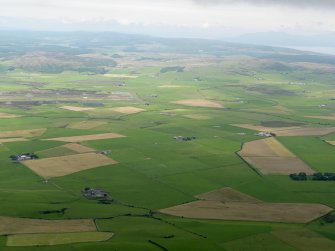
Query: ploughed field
1,32,335,251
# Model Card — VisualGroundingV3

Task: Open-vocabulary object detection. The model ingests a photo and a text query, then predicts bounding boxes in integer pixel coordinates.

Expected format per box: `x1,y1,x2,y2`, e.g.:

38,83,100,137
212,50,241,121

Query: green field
0,31,334,250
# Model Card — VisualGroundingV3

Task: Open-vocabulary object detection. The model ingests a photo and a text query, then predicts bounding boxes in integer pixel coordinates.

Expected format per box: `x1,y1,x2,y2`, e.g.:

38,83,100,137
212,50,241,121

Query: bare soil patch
0,113,22,118
68,121,107,130
195,187,261,203
22,152,117,178
327,141,335,146
0,138,28,143
0,128,46,138
61,106,96,112
0,216,96,235
43,133,125,142
160,200,332,223
272,229,335,251
172,99,223,108
238,138,313,175
110,106,146,114
63,143,95,153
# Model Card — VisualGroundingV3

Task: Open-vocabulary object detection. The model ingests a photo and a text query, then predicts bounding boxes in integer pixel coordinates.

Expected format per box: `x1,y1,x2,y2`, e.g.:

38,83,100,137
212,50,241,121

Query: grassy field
0,32,335,250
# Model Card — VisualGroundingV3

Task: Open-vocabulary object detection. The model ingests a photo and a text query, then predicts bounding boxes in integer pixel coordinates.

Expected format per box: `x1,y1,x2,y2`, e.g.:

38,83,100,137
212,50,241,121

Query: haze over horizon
0,0,335,39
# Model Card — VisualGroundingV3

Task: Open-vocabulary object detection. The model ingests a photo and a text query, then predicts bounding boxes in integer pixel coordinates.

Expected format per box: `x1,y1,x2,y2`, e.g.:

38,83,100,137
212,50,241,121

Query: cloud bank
193,0,335,8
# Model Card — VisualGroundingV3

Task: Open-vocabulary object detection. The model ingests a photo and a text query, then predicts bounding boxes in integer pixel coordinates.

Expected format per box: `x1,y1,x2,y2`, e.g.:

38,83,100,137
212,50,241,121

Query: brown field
233,124,335,136
0,128,46,138
61,106,96,112
195,187,261,203
238,138,314,175
0,216,96,235
22,152,117,178
103,74,138,78
0,138,28,143
272,229,335,251
68,121,107,130
305,115,335,121
0,112,22,118
275,127,335,136
63,143,96,153
172,99,223,108
110,106,146,114
160,200,332,223
184,115,211,120
43,132,126,142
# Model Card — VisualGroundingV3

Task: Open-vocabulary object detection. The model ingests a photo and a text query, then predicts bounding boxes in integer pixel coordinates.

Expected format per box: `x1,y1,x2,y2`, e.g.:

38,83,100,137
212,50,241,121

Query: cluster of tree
289,172,335,181
289,172,307,181
160,66,184,73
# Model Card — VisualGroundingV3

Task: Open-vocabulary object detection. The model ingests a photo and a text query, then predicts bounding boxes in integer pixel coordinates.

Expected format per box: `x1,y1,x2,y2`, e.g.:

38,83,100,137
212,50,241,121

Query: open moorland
0,31,335,250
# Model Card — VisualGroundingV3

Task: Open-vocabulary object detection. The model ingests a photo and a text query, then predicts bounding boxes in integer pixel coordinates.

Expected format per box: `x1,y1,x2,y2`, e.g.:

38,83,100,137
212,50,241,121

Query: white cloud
0,0,334,36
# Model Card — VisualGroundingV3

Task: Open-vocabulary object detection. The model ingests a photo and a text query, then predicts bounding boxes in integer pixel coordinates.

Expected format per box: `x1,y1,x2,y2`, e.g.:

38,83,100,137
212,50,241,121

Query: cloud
192,0,335,8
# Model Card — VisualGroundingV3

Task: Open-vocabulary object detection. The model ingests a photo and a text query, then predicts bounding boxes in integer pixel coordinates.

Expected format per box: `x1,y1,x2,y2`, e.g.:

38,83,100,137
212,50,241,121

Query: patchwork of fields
0,32,335,250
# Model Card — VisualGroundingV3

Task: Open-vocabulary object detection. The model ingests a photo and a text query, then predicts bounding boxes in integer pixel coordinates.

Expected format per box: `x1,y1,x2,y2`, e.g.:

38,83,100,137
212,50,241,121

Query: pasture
0,31,335,250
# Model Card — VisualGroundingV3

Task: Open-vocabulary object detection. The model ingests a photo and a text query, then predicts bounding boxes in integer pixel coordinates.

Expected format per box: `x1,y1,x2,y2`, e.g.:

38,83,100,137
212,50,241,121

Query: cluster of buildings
10,153,38,161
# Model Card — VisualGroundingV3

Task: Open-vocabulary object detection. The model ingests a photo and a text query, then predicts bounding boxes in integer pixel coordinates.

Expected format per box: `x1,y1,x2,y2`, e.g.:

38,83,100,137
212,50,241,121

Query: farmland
0,31,335,250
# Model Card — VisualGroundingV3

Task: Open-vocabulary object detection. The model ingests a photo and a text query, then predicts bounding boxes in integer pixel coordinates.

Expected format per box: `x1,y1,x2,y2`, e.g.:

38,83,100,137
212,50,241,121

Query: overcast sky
0,0,334,37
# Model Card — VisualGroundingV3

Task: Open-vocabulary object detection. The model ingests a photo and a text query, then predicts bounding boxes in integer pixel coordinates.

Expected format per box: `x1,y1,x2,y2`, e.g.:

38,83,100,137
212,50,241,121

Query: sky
0,0,335,38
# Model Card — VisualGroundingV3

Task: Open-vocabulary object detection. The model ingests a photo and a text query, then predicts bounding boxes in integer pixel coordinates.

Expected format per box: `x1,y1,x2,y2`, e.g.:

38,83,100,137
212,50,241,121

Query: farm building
10,153,38,161
255,132,276,137
82,188,108,199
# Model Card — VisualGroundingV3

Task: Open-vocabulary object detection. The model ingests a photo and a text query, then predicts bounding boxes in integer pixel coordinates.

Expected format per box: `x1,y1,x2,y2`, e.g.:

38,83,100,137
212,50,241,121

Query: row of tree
289,172,335,181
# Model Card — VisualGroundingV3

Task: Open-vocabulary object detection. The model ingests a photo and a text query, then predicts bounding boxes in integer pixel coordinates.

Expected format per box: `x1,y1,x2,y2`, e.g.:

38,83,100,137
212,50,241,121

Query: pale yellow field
63,143,96,153
195,187,261,203
0,128,46,138
232,124,299,132
110,106,146,114
305,115,335,121
233,124,335,136
275,127,335,136
0,138,28,143
0,216,96,235
43,132,126,142
272,229,335,251
61,106,96,112
0,112,22,118
327,141,335,146
22,152,117,178
68,121,107,130
160,200,332,223
184,115,211,120
7,232,114,247
172,99,223,108
238,138,313,175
